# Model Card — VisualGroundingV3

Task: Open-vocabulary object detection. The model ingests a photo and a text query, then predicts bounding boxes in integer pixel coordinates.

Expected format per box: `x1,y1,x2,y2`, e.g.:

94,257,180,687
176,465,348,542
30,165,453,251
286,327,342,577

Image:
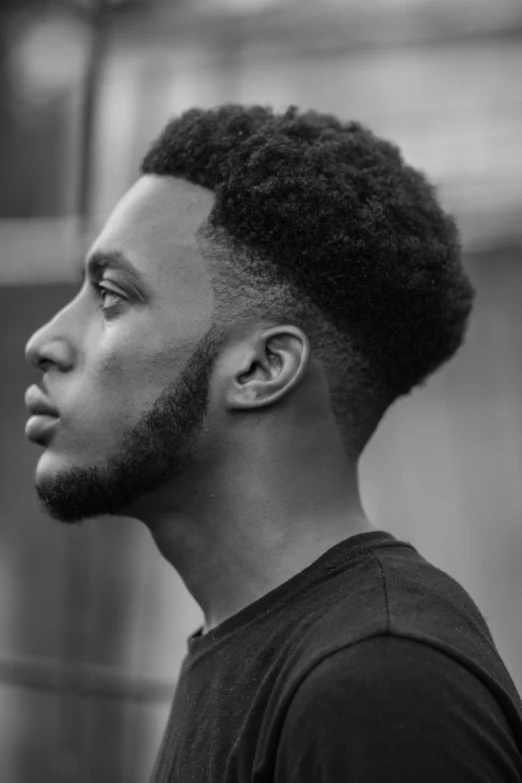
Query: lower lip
25,414,59,443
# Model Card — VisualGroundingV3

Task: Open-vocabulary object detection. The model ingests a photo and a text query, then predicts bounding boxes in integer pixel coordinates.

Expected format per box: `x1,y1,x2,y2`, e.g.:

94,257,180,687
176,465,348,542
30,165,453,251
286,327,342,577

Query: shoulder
289,634,482,709
275,635,522,782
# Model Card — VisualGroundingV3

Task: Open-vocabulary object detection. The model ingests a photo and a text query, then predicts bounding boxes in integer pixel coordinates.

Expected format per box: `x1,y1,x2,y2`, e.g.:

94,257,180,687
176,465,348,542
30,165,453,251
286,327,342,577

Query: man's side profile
24,105,522,781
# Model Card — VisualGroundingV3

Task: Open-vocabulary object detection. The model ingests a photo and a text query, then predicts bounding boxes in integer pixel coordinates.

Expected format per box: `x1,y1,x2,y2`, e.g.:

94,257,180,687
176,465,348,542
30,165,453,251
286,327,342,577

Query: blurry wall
1,0,521,781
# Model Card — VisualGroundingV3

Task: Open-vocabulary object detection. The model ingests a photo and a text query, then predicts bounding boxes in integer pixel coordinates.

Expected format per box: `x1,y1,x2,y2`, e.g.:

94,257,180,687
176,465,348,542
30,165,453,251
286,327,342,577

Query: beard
34,325,226,525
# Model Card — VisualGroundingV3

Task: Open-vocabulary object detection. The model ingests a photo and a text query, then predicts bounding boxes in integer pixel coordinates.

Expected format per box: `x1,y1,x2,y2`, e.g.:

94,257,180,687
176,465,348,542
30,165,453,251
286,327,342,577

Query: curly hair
140,104,475,453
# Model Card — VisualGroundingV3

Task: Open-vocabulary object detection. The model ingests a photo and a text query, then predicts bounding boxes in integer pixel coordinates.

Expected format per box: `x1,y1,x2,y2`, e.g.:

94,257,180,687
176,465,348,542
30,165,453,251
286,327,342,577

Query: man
24,105,522,781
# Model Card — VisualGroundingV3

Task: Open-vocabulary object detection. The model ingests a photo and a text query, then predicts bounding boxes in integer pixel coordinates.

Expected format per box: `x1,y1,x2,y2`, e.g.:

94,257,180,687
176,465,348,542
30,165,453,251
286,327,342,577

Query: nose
25,324,70,373
25,325,50,372
25,328,44,371
25,291,81,372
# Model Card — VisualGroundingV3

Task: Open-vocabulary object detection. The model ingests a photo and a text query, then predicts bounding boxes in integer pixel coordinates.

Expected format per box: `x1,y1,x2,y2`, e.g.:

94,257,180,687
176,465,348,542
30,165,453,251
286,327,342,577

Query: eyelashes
91,282,125,313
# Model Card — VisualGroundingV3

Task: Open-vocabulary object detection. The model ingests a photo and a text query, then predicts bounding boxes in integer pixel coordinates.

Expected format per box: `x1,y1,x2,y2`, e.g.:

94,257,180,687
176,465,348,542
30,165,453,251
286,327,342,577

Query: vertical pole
77,0,110,233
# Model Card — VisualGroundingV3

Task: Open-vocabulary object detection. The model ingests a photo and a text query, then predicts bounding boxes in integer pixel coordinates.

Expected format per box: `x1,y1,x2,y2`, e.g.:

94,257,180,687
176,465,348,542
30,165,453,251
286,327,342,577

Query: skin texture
25,174,375,633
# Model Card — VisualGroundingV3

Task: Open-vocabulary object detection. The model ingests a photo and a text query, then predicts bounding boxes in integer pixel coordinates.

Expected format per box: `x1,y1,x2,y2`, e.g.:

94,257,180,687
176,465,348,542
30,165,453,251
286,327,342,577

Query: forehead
90,174,216,313
97,174,215,242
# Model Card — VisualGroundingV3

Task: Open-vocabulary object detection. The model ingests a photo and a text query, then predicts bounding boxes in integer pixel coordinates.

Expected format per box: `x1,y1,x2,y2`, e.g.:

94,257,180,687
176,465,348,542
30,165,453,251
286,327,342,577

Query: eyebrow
80,250,149,293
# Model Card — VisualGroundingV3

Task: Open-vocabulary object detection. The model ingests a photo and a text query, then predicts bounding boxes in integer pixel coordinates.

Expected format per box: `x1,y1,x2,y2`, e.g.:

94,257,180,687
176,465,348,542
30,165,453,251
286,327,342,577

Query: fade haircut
140,104,475,454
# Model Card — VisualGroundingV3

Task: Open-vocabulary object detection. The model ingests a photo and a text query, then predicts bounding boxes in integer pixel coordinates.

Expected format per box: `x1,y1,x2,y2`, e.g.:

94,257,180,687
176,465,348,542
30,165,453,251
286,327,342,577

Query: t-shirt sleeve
274,635,522,783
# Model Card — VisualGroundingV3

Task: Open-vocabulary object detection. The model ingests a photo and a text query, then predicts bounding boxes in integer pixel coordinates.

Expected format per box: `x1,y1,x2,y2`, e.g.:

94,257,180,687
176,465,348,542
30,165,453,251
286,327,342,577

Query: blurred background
1,0,521,780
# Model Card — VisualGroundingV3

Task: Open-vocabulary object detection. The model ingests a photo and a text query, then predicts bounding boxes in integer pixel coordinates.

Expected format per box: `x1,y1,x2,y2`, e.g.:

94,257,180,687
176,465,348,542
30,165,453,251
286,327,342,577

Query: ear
223,325,311,411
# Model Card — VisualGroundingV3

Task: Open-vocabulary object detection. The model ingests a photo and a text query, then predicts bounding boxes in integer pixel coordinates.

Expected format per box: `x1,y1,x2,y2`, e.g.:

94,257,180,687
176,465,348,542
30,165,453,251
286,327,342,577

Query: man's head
25,104,474,525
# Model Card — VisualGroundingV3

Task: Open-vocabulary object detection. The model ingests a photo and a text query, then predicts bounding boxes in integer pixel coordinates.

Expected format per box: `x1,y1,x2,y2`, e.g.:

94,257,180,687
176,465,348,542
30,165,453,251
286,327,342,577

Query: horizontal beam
116,1,522,56
0,652,175,703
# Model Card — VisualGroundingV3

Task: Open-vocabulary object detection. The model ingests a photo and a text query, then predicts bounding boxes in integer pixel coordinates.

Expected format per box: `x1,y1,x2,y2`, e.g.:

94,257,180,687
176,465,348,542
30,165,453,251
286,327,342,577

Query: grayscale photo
1,0,521,781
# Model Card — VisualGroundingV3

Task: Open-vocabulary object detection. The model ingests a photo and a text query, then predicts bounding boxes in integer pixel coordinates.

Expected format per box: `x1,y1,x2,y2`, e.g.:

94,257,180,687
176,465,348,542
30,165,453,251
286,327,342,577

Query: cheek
57,353,141,453
66,395,133,457
91,345,170,422
83,325,191,429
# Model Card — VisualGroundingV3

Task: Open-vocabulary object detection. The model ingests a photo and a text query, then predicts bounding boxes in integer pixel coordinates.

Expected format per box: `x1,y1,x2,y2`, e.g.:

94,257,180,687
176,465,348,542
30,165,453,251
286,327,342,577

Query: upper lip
25,385,60,417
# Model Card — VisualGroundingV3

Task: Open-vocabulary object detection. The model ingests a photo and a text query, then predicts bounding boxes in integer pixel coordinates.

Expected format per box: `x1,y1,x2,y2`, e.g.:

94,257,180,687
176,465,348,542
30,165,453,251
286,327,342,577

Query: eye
92,282,124,312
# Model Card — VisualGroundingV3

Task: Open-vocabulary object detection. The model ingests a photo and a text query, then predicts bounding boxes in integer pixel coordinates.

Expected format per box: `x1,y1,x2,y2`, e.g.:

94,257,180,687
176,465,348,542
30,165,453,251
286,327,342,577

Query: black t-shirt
149,530,522,782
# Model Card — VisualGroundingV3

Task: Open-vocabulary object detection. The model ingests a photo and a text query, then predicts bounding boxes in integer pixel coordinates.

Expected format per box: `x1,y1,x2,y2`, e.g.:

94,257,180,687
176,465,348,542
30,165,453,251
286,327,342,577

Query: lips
24,385,60,445
24,384,59,417
25,414,59,444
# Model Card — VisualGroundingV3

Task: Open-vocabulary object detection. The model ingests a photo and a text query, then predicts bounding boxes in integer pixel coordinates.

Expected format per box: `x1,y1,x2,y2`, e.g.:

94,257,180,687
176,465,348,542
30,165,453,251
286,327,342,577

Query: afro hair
140,104,475,452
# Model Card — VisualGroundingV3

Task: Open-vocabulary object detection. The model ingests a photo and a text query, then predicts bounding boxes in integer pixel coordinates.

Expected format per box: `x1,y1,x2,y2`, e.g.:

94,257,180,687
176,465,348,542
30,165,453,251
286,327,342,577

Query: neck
143,436,374,634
